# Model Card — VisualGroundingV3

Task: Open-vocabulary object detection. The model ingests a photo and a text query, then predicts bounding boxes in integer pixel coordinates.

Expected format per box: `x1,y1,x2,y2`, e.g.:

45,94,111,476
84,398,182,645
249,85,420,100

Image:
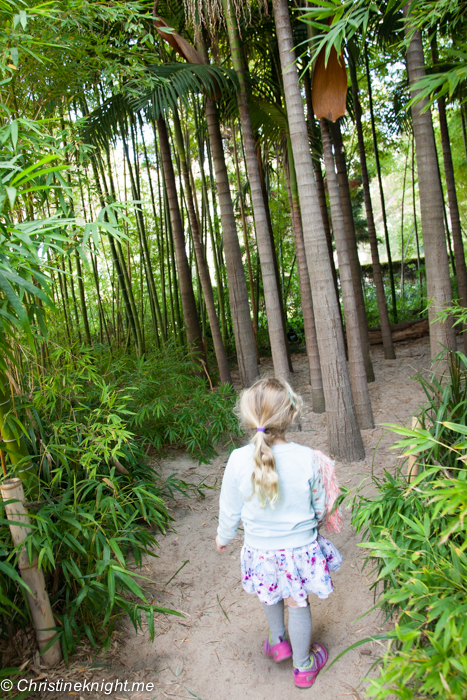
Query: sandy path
34,337,433,699
114,337,432,700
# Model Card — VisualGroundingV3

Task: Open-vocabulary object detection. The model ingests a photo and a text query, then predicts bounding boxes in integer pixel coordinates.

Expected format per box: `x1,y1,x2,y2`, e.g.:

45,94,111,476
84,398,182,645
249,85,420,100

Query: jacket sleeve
217,452,244,546
310,457,327,525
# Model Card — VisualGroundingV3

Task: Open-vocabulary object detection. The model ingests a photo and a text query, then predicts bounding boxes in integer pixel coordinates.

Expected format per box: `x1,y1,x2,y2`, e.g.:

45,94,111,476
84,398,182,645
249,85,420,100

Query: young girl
215,378,342,689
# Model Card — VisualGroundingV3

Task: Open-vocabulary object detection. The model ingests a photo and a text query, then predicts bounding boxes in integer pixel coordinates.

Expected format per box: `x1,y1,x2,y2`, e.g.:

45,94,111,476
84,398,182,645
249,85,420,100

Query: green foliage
2,461,176,661
387,349,467,471
99,345,241,461
348,351,467,698
1,345,238,658
362,270,426,326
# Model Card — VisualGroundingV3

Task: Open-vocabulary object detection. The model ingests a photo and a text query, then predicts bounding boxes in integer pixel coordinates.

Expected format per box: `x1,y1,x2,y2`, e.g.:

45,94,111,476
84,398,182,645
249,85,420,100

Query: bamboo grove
1,0,467,468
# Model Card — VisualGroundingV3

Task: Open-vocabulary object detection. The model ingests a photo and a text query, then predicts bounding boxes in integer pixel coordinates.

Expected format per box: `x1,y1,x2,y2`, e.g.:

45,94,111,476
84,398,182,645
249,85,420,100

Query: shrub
1,345,239,661
348,351,467,699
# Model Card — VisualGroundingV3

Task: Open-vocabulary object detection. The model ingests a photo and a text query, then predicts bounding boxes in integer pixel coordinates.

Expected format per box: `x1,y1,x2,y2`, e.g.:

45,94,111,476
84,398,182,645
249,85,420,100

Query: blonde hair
239,378,302,508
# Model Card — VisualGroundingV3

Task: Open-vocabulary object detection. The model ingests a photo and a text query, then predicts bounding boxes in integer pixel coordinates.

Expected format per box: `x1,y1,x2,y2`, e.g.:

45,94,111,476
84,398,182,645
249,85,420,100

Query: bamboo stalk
407,416,422,483
1,478,61,666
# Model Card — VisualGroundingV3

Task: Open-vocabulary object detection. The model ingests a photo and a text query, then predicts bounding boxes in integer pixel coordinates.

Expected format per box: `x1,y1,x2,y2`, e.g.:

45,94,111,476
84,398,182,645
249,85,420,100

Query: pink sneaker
293,643,328,688
263,635,292,663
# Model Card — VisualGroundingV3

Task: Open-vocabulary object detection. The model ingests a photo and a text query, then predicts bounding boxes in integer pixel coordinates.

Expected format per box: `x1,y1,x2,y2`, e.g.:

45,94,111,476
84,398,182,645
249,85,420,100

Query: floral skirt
241,533,342,607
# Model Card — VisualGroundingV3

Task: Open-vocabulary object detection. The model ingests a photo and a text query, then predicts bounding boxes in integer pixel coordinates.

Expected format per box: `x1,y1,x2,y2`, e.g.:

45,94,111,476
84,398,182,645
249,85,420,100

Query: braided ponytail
239,378,301,507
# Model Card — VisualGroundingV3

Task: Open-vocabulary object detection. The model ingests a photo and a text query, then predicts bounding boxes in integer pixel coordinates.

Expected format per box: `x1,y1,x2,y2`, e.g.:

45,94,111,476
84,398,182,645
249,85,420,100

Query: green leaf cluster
349,350,467,698
1,343,239,658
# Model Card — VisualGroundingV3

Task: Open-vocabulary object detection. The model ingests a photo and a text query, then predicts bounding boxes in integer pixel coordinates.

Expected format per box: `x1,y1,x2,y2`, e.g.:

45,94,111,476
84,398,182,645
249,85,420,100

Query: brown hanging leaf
312,46,348,122
152,17,206,65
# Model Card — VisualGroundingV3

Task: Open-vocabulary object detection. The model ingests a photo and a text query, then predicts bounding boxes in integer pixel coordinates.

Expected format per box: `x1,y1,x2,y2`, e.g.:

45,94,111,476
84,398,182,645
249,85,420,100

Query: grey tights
261,600,286,641
262,601,312,669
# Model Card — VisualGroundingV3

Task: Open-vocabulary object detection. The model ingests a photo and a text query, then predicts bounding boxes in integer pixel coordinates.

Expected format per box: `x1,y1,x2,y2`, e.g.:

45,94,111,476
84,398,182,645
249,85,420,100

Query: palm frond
248,97,288,146
136,62,238,116
82,93,131,148
82,62,238,148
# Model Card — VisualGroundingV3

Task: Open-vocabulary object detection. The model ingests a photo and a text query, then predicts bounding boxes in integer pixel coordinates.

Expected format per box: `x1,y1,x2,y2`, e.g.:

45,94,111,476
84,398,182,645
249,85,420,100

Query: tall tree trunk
123,118,161,346
286,139,325,412
431,38,467,353
272,0,365,460
331,119,375,382
192,103,228,345
157,117,204,358
151,117,168,336
138,114,168,343
403,4,456,359
321,120,374,430
223,0,291,381
232,120,258,335
302,70,340,306
349,57,396,360
172,109,232,385
400,141,410,301
365,49,398,323
256,142,294,373
412,135,423,306
197,46,258,386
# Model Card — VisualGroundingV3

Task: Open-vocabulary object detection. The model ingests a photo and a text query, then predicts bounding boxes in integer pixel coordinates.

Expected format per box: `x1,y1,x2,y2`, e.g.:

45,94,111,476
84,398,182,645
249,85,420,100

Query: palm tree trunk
302,71,340,304
197,56,258,386
431,38,467,353
286,139,325,412
192,104,228,344
232,121,258,335
256,141,294,373
272,0,365,460
411,135,423,307
321,120,374,430
330,119,375,382
172,109,232,385
157,117,204,359
223,0,291,381
365,49,398,323
349,57,396,360
403,4,456,358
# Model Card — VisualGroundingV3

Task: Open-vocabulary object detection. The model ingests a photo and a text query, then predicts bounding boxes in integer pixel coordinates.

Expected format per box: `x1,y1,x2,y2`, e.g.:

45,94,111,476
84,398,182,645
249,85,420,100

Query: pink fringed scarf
314,449,343,534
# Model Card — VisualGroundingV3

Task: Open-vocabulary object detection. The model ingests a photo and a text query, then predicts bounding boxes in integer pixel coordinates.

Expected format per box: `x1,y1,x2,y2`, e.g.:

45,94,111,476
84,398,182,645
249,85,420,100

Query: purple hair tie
256,427,266,433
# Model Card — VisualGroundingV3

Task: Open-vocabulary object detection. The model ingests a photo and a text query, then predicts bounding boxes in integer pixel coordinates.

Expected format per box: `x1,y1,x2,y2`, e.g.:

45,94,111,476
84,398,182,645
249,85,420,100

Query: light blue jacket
217,442,326,550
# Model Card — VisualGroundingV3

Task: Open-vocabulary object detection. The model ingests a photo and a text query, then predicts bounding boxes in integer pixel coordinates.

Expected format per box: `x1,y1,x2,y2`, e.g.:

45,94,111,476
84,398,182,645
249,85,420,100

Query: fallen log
368,318,429,345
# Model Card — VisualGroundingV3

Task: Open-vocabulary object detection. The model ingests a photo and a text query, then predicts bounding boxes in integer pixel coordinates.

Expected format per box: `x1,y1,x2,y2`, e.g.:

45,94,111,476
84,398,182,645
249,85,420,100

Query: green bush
1,345,239,660
102,345,241,461
362,272,427,327
348,351,467,699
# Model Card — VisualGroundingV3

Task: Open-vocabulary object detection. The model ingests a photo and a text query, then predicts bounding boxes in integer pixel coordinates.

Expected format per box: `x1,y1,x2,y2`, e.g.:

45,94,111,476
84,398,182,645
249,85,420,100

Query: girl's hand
215,535,226,552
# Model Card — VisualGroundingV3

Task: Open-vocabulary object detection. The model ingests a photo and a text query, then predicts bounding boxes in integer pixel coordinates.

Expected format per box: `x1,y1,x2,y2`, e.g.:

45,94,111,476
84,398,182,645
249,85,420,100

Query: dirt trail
112,337,433,700
38,337,433,699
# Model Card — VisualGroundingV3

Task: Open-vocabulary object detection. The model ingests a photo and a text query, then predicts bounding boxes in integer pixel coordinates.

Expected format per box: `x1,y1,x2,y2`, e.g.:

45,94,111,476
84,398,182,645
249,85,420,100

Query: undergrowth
1,344,239,661
348,350,467,699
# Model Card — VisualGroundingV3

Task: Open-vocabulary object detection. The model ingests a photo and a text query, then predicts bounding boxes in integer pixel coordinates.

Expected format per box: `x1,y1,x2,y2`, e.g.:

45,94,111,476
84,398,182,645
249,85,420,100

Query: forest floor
34,335,436,700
